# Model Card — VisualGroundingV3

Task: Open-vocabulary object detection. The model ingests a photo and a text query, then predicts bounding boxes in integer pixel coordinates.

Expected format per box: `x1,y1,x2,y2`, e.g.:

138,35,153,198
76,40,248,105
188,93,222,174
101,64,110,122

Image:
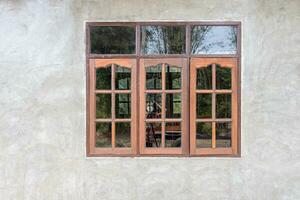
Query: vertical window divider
212,63,216,148
161,63,166,148
111,63,116,148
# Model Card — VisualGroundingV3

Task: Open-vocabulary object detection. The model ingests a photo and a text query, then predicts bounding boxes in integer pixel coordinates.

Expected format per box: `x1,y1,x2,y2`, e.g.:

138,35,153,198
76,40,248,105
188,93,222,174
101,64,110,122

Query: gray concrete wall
0,0,299,199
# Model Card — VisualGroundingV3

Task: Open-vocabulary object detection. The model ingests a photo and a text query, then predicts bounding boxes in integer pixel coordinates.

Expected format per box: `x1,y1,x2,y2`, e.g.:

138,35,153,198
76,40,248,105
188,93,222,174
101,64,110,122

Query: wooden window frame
86,21,241,157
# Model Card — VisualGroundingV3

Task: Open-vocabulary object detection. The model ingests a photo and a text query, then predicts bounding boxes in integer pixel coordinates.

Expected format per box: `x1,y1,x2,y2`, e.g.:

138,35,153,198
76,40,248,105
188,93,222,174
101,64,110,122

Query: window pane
146,65,162,90
216,94,231,118
216,65,231,89
196,94,212,118
96,94,111,118
196,122,212,148
196,66,212,89
116,122,131,148
166,93,181,118
146,122,162,147
115,66,131,90
90,26,135,54
141,26,185,54
95,122,112,147
146,93,162,118
115,94,131,118
165,65,181,89
165,122,181,147
96,66,111,90
216,122,231,147
191,26,237,54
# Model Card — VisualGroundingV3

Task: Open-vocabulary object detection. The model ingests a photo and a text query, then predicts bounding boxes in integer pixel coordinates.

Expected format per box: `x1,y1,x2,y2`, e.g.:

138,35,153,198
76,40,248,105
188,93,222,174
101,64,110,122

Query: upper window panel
141,26,186,55
191,26,237,54
90,26,135,54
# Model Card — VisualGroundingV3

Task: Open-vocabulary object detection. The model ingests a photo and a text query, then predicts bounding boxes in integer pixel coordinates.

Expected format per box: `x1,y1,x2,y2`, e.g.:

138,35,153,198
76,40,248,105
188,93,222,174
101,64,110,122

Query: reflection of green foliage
95,123,111,147
116,94,131,118
197,122,212,136
96,94,111,118
146,65,162,89
116,123,131,147
197,94,211,118
216,94,231,118
216,65,231,89
197,65,212,89
91,26,135,54
96,67,111,89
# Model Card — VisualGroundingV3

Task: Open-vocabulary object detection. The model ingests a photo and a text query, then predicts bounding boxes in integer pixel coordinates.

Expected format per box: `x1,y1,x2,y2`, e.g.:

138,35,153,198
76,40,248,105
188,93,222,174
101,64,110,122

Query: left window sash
87,59,137,156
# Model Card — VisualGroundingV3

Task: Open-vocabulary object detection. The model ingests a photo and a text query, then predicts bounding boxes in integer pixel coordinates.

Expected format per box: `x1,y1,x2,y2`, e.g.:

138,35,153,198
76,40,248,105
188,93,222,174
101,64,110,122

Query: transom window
86,22,241,157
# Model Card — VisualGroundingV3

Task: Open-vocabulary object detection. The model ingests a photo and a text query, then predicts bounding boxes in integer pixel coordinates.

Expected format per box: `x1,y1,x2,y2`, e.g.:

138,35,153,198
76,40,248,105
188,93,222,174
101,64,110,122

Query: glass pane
115,66,131,90
146,123,162,147
216,65,231,89
90,26,135,54
96,66,111,90
146,94,162,118
115,94,131,118
116,122,131,148
165,122,181,147
165,65,181,89
216,94,231,118
96,94,111,118
166,93,181,118
196,122,212,148
141,26,185,54
216,122,231,147
191,26,237,54
196,66,212,89
146,65,162,90
95,122,112,147
196,94,212,118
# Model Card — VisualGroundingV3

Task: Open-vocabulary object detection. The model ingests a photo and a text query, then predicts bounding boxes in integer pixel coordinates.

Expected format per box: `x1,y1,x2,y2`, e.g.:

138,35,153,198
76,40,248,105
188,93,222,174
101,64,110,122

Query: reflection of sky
194,26,237,54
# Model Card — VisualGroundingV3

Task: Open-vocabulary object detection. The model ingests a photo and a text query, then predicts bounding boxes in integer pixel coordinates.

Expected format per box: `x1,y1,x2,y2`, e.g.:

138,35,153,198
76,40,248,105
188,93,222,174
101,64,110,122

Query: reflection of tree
142,26,185,54
191,26,212,54
91,26,135,54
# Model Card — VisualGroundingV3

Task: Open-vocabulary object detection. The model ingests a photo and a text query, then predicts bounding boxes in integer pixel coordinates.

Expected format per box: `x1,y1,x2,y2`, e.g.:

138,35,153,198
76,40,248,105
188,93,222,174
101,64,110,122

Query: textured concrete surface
0,0,300,199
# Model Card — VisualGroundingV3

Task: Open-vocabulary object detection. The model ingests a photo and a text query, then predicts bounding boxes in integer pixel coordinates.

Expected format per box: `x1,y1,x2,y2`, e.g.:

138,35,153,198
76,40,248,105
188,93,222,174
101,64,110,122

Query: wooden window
86,22,241,157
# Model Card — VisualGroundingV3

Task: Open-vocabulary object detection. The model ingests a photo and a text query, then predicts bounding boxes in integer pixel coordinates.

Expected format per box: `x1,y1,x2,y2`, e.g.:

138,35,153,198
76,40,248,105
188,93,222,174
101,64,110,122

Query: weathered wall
0,0,299,199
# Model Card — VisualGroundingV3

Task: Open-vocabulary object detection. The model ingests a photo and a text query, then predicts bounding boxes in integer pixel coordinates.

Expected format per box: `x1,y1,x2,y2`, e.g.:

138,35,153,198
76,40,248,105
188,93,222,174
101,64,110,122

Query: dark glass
216,94,231,118
146,123,162,147
96,66,111,90
115,66,131,90
196,65,212,89
146,65,162,90
166,93,181,118
115,94,131,118
146,93,162,118
191,26,237,54
116,122,131,148
141,26,186,54
196,122,212,148
196,94,212,118
95,122,112,147
96,94,111,118
216,122,231,147
165,65,181,89
216,65,231,89
165,122,181,147
90,26,135,54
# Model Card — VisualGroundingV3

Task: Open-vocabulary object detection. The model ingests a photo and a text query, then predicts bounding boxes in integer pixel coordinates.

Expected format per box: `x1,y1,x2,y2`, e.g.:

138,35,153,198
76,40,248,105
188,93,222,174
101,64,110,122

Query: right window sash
190,58,238,156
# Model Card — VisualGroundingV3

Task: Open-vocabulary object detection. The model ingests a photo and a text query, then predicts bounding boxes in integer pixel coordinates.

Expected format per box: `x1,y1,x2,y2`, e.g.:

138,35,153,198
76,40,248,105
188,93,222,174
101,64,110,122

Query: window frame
86,21,241,157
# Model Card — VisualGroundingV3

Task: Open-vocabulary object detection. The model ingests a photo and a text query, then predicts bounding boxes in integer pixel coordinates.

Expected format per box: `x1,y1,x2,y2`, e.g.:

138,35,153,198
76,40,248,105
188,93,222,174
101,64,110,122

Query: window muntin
87,22,240,157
